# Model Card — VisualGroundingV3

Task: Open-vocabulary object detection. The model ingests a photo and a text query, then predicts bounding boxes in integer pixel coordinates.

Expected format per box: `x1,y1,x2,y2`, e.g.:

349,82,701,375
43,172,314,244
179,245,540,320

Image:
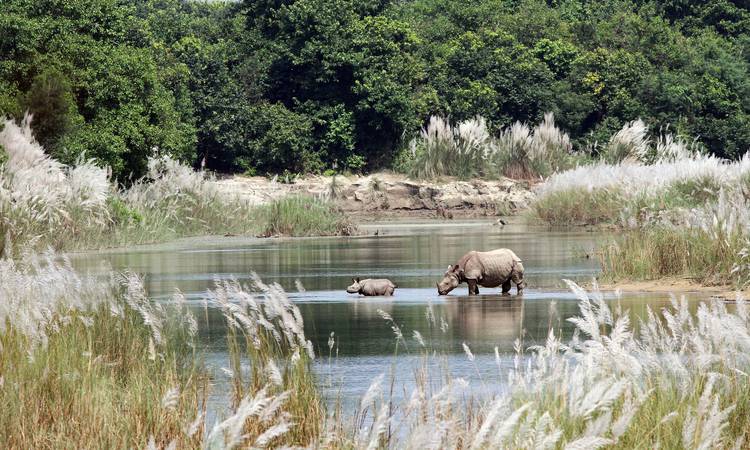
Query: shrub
344,154,366,173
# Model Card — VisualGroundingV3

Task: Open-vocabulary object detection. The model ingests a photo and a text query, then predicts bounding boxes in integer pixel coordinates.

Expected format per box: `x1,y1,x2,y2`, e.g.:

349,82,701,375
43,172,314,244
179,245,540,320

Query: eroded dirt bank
213,172,536,217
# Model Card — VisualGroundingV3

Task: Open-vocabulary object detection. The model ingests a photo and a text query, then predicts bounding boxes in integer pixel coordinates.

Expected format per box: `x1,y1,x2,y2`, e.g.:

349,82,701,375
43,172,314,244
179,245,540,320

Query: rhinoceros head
437,265,460,295
346,277,362,294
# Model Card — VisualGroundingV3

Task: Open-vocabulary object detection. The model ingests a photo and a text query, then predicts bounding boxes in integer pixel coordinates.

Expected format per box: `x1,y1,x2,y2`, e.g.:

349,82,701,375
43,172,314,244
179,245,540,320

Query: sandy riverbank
596,278,748,300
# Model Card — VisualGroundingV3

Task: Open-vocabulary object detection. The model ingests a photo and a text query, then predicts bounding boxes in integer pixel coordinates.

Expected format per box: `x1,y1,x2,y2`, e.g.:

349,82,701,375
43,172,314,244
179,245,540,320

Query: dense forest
1,0,749,180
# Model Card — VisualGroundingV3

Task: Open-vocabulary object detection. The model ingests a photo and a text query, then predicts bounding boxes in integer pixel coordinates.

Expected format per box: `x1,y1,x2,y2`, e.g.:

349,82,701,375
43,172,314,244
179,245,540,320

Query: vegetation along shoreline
3,0,750,447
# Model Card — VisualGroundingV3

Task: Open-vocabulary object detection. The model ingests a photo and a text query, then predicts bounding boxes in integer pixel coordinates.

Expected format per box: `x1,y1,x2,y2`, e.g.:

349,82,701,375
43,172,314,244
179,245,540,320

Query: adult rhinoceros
436,249,525,296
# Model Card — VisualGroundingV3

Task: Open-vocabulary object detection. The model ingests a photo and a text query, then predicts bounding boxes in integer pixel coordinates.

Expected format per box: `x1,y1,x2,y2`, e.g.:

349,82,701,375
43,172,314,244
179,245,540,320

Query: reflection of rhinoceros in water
444,296,524,343
346,277,397,296
437,248,525,296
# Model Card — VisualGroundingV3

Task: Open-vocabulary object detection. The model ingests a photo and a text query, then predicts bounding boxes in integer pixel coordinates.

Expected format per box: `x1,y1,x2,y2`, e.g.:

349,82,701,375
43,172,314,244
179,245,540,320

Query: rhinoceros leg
501,279,512,296
511,271,525,295
468,279,479,295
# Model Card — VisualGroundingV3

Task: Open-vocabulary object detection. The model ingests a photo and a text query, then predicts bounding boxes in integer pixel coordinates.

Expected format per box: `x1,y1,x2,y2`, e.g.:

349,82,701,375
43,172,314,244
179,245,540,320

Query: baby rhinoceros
346,277,397,296
437,248,525,296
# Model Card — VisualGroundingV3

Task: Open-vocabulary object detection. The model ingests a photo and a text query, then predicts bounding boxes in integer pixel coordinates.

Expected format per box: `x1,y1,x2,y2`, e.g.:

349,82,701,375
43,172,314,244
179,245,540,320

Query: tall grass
600,191,750,288
494,112,576,179
0,254,206,448
0,251,325,448
407,115,491,180
0,115,111,253
6,256,750,448
533,153,748,226
405,113,576,180
533,134,750,286
256,195,356,237
0,116,353,256
115,154,256,242
209,275,323,447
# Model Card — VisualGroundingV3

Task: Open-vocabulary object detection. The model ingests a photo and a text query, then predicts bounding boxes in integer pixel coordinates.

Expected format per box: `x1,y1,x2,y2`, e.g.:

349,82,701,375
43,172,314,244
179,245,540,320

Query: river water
71,218,701,415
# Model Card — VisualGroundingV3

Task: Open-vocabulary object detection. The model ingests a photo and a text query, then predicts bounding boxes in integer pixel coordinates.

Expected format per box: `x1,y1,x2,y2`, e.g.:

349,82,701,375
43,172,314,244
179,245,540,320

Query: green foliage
344,154,366,172
0,0,197,180
2,0,750,178
106,196,143,226
213,101,315,174
21,68,80,154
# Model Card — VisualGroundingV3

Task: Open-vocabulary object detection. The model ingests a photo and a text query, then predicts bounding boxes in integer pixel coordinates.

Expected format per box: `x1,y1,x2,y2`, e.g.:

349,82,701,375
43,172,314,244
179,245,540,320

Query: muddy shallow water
71,218,708,415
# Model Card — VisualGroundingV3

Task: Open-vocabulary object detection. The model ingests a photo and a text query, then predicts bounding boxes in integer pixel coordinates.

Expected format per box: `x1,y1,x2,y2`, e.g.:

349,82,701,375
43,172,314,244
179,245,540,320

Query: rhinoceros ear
355,277,360,282
452,264,460,272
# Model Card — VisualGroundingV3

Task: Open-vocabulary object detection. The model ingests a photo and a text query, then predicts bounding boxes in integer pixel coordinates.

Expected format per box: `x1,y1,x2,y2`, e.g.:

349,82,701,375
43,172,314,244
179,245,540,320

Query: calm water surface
71,219,706,415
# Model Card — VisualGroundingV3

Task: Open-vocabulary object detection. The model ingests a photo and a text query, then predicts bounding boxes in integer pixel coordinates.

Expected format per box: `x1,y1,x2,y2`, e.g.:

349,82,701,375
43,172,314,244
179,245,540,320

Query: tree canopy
1,0,749,179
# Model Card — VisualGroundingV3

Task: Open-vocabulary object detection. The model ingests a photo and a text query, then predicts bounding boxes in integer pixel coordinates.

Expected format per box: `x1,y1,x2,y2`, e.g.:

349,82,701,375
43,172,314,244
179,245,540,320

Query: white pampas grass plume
253,421,292,448
328,331,335,352
413,330,426,347
184,412,204,438
462,342,475,361
161,386,180,411
360,373,384,411
266,359,283,386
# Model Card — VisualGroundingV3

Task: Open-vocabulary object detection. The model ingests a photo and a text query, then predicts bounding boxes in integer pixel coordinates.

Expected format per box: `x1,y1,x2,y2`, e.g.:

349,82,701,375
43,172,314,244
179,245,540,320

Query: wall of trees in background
1,0,749,180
